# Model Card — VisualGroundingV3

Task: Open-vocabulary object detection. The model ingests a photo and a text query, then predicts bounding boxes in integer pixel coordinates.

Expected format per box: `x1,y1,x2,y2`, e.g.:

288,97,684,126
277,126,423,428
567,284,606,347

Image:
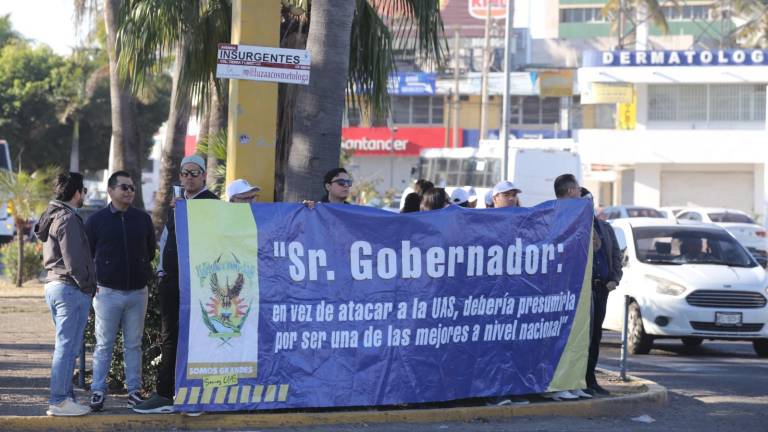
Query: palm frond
348,0,446,118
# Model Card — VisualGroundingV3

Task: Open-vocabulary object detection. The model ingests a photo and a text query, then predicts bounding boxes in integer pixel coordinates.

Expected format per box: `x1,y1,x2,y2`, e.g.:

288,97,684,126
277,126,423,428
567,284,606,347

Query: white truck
413,139,582,208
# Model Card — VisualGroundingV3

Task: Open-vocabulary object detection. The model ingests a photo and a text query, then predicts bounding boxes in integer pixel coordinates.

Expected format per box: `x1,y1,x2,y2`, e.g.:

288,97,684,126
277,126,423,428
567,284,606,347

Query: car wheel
681,337,703,347
628,302,653,355
753,339,768,358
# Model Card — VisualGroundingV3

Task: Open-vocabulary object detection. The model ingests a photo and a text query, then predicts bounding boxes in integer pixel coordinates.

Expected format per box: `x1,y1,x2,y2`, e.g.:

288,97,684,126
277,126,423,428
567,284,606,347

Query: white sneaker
542,390,579,401
46,399,91,416
570,389,593,399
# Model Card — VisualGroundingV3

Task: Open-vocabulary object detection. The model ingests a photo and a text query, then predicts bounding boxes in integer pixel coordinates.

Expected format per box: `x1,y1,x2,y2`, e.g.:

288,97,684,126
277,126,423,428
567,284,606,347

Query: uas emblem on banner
196,254,255,346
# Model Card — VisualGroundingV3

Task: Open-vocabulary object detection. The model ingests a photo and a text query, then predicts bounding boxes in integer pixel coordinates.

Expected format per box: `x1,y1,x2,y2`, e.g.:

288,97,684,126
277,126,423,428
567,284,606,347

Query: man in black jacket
580,186,623,395
134,155,218,414
553,175,623,397
85,171,155,411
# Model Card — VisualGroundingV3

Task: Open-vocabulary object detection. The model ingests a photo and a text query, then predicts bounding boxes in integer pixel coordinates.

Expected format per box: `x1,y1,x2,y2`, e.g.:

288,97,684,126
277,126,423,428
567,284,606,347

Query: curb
0,375,667,431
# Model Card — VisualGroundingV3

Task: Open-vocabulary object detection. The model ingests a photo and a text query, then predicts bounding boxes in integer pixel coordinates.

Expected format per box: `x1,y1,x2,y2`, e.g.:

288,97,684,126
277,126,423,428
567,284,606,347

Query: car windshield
632,226,757,267
627,208,664,218
707,212,755,224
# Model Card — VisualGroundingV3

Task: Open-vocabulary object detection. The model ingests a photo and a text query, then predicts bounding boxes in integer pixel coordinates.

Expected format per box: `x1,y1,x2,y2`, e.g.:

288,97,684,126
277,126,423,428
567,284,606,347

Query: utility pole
452,30,461,149
479,0,493,140
501,0,515,181
618,0,625,49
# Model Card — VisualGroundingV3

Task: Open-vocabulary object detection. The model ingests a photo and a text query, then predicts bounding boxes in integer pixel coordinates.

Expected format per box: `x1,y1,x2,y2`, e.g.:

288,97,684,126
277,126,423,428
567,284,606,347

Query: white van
414,139,582,207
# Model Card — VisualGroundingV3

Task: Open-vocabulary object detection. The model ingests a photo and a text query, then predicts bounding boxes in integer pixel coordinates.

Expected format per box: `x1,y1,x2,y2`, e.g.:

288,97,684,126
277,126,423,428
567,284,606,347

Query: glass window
541,97,561,124
411,97,431,124
509,96,523,125
522,96,541,124
392,97,411,124
626,208,665,218
431,97,444,124
708,212,756,224
632,226,757,267
677,85,707,121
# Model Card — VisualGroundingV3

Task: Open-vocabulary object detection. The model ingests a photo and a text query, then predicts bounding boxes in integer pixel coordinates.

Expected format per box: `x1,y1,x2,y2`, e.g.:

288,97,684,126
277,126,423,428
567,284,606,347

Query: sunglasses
181,169,202,178
114,184,136,192
331,179,353,187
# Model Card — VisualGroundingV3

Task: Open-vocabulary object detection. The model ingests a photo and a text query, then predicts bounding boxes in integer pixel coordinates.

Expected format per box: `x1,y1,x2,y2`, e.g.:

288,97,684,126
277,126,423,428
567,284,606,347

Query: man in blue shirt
553,174,622,396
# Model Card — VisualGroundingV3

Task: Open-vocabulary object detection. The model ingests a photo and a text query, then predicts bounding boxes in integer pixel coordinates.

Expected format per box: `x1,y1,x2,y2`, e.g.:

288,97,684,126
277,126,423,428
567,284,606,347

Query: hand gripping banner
173,199,594,412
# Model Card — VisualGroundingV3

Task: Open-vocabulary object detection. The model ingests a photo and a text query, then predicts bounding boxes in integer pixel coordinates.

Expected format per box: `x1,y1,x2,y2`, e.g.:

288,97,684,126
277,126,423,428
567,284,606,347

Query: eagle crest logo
198,254,253,345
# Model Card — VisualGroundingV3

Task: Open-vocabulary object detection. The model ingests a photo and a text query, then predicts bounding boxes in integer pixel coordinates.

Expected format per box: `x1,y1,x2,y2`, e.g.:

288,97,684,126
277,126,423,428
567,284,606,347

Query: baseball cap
484,190,494,207
180,155,206,172
226,179,261,201
492,180,522,197
463,186,477,202
450,187,469,205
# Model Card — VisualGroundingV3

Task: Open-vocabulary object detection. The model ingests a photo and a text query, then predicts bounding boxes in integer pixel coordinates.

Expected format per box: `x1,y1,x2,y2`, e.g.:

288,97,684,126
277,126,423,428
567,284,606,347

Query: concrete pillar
634,163,661,207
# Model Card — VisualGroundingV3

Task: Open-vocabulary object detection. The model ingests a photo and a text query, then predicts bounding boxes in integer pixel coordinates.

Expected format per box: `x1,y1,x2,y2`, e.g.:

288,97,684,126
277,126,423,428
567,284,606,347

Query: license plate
715,312,742,326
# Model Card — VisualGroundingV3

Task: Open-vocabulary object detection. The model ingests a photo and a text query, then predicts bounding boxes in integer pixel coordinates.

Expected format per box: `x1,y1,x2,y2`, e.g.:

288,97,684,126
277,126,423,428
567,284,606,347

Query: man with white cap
134,154,219,414
226,179,261,203
491,180,522,208
463,186,477,208
450,188,470,208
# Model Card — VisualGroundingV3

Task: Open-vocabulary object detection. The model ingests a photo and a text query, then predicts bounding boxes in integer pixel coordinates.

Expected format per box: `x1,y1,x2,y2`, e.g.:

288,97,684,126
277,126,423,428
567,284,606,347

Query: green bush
83,253,163,393
1,239,44,283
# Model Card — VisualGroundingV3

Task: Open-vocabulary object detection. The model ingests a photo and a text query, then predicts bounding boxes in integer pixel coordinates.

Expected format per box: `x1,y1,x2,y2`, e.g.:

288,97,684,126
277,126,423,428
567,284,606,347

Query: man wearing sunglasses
135,155,218,414
85,171,156,411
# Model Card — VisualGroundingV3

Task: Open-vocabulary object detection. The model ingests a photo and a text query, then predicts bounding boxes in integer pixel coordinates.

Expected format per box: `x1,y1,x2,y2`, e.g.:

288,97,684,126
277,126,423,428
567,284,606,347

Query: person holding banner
321,168,352,204
419,187,450,211
553,174,622,396
134,155,219,414
491,180,522,208
226,179,261,203
580,186,622,395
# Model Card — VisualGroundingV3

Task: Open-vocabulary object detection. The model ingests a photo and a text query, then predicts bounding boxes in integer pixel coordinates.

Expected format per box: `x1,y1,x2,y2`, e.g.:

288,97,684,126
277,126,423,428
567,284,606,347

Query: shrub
0,239,44,283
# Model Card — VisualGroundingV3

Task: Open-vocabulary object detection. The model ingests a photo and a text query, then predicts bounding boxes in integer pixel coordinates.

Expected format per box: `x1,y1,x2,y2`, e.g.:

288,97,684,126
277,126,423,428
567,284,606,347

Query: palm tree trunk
282,0,356,202
205,80,227,187
69,118,80,172
15,219,23,287
104,0,144,208
151,42,192,237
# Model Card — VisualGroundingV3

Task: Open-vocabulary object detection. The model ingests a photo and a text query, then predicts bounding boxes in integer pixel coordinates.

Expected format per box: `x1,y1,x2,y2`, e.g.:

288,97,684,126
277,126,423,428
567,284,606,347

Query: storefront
341,127,462,194
576,49,768,221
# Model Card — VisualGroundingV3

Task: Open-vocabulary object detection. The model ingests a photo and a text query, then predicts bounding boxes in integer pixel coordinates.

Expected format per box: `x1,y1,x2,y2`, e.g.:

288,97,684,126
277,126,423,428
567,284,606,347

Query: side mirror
621,250,629,267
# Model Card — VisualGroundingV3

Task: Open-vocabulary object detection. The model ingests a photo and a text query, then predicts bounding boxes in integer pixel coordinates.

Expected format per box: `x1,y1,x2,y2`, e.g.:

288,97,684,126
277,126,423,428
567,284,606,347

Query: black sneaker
89,391,104,412
127,391,145,407
132,393,174,414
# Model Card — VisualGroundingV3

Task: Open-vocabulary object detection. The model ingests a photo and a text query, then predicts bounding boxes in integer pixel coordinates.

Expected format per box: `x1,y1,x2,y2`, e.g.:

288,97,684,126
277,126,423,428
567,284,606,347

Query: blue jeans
44,282,92,404
91,286,148,394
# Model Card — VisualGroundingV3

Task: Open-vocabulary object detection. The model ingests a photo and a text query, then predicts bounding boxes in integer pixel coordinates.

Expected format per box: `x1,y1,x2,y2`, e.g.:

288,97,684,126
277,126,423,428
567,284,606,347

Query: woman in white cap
226,179,261,203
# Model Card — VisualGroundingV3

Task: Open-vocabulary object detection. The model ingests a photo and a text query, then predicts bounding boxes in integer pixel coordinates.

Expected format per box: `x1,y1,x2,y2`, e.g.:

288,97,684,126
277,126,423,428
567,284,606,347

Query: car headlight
646,275,687,296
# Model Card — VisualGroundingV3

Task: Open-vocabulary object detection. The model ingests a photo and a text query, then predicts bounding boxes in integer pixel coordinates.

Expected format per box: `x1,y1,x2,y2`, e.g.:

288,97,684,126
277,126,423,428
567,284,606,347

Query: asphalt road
247,332,767,432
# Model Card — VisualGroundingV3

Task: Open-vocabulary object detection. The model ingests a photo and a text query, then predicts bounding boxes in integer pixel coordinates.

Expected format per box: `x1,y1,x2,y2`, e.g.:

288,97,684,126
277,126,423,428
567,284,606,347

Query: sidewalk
0,281,666,431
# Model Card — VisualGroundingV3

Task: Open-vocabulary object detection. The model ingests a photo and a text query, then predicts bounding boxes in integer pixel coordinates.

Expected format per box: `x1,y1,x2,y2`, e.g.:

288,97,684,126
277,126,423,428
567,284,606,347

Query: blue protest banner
173,199,593,412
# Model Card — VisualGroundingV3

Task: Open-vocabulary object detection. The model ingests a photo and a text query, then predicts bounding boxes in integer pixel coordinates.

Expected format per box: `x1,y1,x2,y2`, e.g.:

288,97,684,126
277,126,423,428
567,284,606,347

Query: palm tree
117,0,231,233
601,0,681,48
74,0,146,209
728,0,768,48
0,167,58,286
115,0,444,209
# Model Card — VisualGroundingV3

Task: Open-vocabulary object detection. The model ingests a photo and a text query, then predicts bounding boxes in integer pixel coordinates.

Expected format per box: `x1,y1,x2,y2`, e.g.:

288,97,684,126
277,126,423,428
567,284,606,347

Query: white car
675,207,768,267
604,218,768,357
658,206,684,220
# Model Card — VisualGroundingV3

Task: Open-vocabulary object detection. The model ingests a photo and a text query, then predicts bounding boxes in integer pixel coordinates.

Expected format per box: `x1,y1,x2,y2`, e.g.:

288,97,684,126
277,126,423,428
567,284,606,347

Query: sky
0,0,81,55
